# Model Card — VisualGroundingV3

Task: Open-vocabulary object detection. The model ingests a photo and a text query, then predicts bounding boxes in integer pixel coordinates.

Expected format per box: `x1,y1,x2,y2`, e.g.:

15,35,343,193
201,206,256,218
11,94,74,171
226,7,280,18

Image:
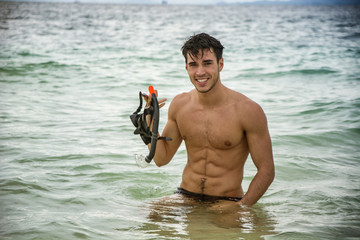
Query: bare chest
176,107,245,150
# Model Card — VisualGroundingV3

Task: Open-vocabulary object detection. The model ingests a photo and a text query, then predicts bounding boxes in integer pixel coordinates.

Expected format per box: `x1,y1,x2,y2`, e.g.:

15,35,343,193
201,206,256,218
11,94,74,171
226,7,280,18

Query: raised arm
240,101,275,205
149,94,183,167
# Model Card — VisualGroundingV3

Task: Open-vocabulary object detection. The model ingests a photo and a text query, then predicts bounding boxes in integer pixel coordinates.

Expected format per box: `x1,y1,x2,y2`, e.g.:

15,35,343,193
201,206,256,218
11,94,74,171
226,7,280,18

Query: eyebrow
188,59,214,65
203,59,213,64
188,61,197,66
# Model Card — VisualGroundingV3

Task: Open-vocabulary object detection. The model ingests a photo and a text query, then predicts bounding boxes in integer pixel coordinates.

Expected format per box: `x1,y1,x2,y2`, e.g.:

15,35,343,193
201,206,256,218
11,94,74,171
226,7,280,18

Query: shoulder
172,91,191,105
232,91,267,130
230,89,263,114
167,91,192,118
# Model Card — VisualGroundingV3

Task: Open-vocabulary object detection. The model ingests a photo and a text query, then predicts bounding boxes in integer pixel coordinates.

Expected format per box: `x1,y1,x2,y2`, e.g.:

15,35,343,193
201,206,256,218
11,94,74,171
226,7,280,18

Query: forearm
144,93,182,167
147,138,171,167
145,110,169,166
240,168,274,205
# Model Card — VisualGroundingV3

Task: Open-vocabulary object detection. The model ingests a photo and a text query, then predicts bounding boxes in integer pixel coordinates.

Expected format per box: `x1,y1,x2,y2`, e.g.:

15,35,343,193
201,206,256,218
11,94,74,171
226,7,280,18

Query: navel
201,177,207,193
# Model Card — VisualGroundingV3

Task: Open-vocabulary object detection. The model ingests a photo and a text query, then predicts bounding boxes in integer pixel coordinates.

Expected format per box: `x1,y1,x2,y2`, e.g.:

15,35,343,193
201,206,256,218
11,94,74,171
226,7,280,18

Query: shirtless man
147,33,274,206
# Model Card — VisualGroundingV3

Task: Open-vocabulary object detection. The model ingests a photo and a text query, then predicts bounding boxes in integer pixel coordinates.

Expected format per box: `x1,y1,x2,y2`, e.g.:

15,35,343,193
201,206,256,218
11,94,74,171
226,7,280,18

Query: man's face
185,48,224,94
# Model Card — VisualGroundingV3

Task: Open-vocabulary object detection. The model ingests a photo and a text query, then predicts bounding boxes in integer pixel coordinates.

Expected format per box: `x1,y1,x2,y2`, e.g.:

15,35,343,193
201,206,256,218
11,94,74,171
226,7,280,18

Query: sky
3,0,360,4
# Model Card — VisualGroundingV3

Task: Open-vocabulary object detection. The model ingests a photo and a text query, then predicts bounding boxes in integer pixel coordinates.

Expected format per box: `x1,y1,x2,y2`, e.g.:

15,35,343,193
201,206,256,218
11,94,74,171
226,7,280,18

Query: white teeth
197,79,207,83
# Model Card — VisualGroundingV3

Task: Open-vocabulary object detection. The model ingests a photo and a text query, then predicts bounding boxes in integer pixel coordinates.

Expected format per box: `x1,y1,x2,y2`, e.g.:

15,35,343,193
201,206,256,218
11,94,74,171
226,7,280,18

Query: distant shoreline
219,0,360,5
1,0,359,5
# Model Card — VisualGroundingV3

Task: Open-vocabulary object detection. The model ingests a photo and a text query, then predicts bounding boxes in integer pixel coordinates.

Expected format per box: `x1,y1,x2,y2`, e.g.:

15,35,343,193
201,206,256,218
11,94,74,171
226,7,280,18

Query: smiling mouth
197,79,207,82
196,78,208,83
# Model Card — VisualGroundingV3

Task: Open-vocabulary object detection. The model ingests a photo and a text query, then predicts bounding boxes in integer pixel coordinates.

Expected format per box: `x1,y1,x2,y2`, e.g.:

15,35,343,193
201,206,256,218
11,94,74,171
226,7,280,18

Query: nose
195,65,205,76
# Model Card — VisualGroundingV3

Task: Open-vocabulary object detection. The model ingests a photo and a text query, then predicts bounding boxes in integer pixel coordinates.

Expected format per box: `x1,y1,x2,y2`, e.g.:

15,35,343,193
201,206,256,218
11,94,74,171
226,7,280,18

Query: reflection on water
137,194,277,240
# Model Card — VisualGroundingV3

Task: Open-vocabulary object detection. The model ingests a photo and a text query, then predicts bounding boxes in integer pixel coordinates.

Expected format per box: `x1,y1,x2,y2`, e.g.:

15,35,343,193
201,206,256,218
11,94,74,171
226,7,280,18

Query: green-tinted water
1,2,359,239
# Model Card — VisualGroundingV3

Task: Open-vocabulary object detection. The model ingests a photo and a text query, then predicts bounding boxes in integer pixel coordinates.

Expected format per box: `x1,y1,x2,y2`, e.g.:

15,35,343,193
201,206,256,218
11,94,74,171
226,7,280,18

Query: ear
219,58,224,72
185,63,188,71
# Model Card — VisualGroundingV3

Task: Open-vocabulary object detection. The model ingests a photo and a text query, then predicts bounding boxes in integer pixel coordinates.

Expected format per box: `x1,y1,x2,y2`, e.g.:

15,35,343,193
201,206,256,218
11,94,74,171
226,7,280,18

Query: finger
158,98,167,104
144,89,165,108
142,93,149,101
158,98,167,109
159,103,166,109
142,93,151,108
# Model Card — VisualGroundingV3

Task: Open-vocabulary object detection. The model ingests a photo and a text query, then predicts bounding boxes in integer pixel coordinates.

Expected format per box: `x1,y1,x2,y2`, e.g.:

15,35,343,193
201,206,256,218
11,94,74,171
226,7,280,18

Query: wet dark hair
181,33,224,64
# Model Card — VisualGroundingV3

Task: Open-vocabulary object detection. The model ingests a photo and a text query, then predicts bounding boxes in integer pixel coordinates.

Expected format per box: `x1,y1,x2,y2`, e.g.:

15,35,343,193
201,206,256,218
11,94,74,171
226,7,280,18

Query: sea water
0,2,359,239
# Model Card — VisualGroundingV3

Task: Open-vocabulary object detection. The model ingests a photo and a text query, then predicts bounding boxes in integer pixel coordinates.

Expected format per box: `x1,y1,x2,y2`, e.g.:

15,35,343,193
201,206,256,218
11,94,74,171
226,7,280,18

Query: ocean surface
1,2,359,239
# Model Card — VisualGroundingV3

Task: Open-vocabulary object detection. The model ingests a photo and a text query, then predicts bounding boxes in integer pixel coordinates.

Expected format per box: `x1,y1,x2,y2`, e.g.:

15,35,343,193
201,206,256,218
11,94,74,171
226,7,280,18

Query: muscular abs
176,101,249,198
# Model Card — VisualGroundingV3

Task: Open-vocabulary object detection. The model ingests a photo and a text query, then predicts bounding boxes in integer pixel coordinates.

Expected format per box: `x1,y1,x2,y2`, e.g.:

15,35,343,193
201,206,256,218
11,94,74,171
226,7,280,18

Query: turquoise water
1,2,360,239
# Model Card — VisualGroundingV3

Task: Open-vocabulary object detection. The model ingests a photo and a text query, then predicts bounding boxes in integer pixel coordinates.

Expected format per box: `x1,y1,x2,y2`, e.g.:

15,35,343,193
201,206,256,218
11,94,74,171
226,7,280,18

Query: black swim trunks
174,187,243,202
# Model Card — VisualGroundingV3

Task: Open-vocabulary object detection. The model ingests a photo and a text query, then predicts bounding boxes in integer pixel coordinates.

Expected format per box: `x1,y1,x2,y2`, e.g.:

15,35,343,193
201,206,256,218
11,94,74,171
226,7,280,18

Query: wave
275,127,359,147
0,177,50,195
236,67,338,79
0,61,85,77
341,32,360,39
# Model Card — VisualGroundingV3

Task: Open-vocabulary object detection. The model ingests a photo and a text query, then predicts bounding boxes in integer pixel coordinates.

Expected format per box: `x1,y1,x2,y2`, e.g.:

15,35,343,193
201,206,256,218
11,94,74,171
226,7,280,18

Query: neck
195,80,228,108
